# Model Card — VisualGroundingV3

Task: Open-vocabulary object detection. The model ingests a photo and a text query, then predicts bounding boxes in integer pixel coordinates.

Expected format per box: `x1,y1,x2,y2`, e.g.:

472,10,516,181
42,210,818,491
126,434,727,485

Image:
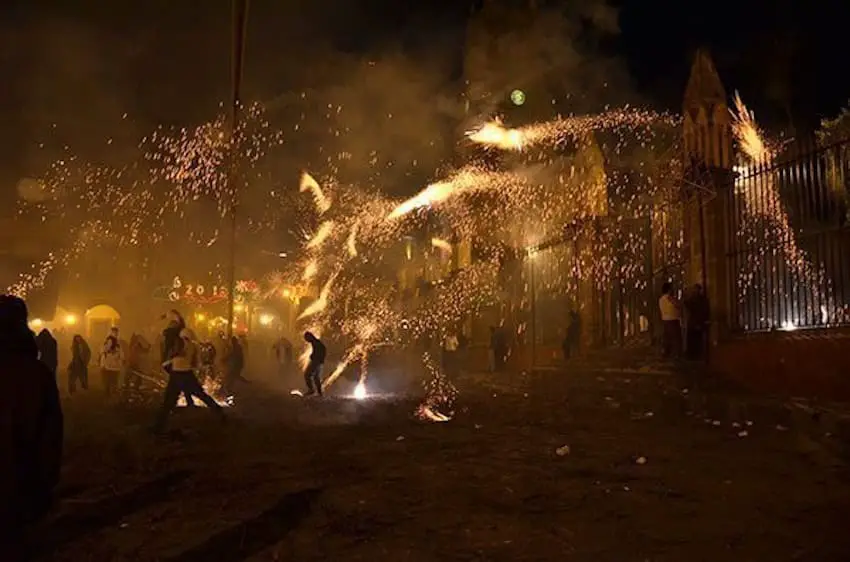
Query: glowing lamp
64,314,78,326
259,314,274,326
282,288,291,298
30,318,43,328
510,89,526,106
234,304,245,313
196,313,207,322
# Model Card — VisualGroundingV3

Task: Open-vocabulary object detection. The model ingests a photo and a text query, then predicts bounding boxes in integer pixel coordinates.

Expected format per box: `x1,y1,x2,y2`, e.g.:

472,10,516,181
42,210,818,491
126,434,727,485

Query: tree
816,101,850,147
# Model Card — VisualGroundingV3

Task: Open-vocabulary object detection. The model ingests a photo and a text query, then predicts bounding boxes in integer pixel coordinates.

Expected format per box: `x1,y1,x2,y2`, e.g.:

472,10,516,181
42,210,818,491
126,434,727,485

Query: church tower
681,49,733,342
683,50,733,169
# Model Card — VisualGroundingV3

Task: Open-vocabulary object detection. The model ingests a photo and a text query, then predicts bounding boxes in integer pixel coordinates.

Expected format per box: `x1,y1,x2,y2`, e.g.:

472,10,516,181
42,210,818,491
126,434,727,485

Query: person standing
126,333,151,391
685,283,710,360
100,327,124,397
273,336,293,378
35,328,59,378
442,331,459,376
658,282,682,358
303,331,326,396
68,335,91,395
0,295,63,560
152,329,225,434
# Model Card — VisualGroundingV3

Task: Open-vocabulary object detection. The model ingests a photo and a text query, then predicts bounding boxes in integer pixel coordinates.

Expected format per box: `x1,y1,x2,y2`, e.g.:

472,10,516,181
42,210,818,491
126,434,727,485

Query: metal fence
522,203,685,363
726,137,850,332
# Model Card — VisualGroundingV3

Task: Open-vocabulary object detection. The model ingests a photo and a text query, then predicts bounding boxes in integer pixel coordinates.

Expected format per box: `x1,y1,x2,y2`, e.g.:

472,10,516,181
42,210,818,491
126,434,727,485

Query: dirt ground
38,365,850,562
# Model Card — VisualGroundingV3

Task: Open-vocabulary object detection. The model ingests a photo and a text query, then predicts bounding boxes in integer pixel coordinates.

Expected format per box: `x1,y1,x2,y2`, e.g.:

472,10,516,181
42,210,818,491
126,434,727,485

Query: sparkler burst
11,96,691,420
730,93,833,328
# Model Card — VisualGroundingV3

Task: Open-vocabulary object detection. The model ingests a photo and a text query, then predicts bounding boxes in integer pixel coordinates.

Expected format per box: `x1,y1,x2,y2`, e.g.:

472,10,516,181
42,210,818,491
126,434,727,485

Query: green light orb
510,89,526,106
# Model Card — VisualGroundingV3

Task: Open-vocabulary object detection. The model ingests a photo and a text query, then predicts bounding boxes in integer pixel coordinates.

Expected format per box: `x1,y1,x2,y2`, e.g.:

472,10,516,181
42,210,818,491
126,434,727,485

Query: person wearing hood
152,328,226,434
35,328,59,378
0,295,63,559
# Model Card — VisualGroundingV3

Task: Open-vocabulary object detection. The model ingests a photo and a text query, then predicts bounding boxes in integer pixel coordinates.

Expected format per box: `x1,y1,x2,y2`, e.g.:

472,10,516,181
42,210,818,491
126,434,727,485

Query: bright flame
302,258,318,282
306,221,334,250
731,92,772,163
431,237,452,254
298,272,337,320
299,171,331,214
353,381,367,400
466,120,525,150
346,222,359,257
417,405,451,422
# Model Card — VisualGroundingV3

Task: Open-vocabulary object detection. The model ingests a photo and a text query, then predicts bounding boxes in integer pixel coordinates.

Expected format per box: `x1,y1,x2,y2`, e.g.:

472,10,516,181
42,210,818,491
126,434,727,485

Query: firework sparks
730,93,832,327
300,171,331,214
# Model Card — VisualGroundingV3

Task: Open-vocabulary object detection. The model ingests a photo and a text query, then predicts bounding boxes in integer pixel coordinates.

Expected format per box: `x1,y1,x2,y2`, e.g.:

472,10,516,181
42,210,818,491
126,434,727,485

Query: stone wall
711,330,850,401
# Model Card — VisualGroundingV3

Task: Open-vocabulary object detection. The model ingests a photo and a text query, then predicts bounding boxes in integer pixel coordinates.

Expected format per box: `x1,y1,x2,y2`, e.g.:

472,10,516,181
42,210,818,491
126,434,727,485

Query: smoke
463,0,634,125
20,17,139,171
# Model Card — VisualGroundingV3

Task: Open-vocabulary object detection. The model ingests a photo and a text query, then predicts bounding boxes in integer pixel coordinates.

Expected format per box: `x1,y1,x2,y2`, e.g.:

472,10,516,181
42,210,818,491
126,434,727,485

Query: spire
682,49,732,169
683,49,726,113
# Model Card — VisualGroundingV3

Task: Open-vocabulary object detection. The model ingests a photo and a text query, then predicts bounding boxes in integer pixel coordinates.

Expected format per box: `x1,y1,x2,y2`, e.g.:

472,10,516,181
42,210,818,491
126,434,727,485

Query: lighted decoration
156,276,230,304
510,89,526,106
234,279,261,304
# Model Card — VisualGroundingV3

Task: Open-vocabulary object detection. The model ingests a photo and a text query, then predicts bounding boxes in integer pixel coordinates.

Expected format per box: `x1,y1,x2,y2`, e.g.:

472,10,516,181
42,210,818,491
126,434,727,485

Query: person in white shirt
658,282,682,358
152,328,225,434
100,327,125,397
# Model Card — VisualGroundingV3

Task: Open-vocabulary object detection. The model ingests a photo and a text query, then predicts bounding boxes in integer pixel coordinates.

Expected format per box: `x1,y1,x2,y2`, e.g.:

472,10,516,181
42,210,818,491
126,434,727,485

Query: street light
225,0,250,339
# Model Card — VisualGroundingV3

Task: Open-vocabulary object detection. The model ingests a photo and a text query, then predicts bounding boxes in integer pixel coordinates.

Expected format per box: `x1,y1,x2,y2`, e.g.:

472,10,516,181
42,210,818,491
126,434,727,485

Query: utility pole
225,0,249,338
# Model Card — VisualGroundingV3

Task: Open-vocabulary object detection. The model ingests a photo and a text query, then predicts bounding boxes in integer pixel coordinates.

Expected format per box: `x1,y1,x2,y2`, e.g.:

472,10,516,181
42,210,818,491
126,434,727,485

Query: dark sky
1,0,848,194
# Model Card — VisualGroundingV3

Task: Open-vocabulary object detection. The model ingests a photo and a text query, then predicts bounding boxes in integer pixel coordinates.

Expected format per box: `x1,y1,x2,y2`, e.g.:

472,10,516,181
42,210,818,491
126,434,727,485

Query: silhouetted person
126,333,151,390
225,335,250,394
0,295,63,560
489,326,507,372
659,282,682,358
153,329,225,434
685,284,710,360
161,310,194,406
563,310,581,360
35,328,58,377
273,336,293,378
68,335,91,394
303,331,326,396
100,327,124,397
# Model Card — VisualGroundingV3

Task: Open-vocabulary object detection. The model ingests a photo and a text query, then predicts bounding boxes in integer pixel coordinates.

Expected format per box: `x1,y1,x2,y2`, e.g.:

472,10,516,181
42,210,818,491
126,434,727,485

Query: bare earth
40,365,850,562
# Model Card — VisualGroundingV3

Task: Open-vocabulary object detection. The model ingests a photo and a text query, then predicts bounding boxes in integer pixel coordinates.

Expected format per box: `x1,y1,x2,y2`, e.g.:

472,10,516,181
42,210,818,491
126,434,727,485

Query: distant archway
84,304,121,344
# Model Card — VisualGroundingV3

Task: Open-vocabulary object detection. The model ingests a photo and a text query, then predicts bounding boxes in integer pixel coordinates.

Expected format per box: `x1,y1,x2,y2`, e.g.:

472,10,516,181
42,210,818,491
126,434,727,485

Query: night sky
1,0,848,197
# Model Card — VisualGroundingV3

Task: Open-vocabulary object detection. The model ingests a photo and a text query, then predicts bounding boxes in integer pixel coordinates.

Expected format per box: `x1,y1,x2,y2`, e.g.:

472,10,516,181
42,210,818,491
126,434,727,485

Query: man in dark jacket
35,328,59,378
303,331,326,396
0,295,64,561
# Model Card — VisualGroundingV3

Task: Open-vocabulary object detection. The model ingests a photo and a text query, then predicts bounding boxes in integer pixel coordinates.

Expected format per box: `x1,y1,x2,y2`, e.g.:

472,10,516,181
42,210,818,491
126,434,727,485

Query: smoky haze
1,0,645,312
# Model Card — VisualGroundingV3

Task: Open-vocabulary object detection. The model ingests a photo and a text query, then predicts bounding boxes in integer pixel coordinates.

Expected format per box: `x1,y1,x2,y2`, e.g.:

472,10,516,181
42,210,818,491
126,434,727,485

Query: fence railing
726,137,850,332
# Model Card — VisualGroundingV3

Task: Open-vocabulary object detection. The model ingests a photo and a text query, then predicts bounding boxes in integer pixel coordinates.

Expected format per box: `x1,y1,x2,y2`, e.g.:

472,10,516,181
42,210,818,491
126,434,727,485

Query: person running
161,310,195,407
68,335,91,395
303,331,326,396
152,329,225,434
100,327,124,397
